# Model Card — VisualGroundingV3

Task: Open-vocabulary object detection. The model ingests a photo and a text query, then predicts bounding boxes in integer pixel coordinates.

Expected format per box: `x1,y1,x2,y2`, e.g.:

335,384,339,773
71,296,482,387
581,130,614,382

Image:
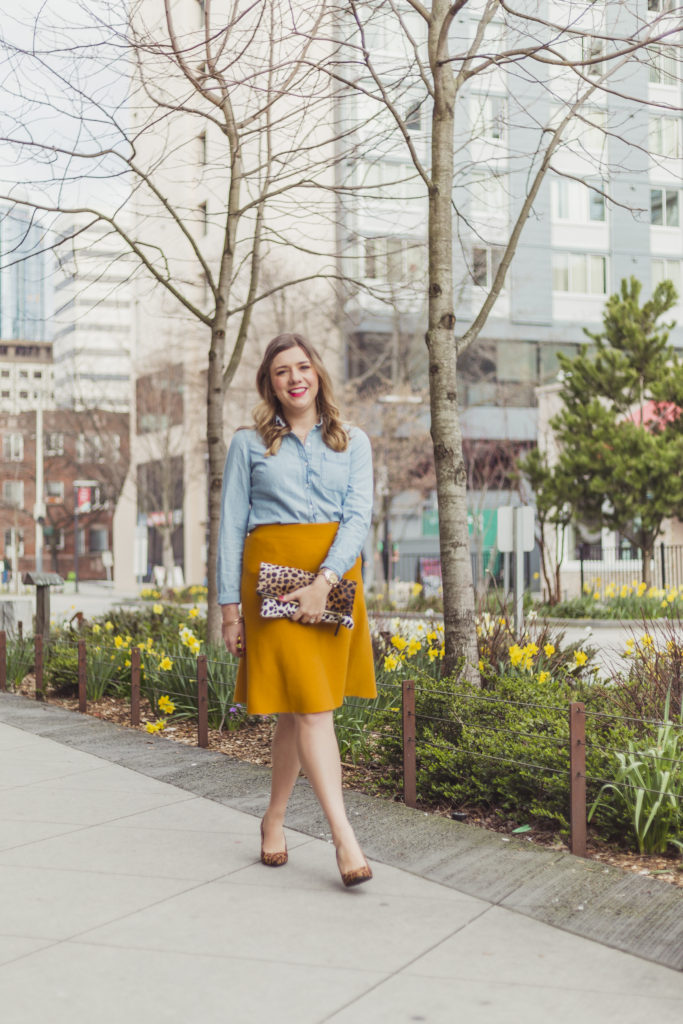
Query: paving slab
1,691,683,1024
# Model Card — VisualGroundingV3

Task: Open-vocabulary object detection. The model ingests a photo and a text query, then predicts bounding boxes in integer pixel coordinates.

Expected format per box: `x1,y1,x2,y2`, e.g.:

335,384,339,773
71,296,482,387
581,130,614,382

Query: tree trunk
427,4,479,683
206,307,229,644
642,540,654,588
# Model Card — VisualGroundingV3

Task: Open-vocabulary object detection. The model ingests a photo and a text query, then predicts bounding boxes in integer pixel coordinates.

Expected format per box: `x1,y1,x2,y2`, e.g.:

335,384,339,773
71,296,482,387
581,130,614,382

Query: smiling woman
217,331,376,887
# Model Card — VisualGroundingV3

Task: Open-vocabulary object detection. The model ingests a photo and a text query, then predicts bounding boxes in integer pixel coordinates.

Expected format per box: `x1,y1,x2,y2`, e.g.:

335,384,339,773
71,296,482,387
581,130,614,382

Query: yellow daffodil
543,643,555,657
508,644,524,667
159,656,173,671
152,603,163,615
114,635,126,649
574,650,588,666
189,607,199,618
92,624,101,635
538,671,550,684
428,647,439,662
384,653,399,671
104,620,114,631
391,635,408,651
158,695,176,714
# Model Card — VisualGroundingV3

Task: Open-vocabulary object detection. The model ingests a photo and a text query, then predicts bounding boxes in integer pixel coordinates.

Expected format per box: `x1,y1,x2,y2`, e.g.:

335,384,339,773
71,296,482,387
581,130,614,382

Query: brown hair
253,333,349,455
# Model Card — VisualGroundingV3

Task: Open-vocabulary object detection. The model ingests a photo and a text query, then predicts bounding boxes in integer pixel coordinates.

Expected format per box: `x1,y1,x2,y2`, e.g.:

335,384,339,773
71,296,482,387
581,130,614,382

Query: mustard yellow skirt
234,522,376,714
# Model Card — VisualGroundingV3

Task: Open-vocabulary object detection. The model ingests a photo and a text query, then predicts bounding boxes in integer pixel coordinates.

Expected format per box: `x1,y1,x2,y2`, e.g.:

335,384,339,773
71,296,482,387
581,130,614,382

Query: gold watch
318,567,340,587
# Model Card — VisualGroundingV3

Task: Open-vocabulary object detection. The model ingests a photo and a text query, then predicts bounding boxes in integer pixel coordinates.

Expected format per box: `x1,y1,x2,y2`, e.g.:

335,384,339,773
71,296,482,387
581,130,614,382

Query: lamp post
73,479,98,593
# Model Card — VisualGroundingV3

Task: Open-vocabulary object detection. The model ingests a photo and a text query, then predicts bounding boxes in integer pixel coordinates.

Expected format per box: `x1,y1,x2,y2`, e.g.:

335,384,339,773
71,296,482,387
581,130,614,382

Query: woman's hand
221,605,246,657
284,574,331,625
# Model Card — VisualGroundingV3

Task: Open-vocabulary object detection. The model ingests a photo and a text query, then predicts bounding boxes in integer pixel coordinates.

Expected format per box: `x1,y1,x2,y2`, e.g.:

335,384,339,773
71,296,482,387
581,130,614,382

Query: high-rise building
0,207,49,342
51,223,134,412
0,341,54,415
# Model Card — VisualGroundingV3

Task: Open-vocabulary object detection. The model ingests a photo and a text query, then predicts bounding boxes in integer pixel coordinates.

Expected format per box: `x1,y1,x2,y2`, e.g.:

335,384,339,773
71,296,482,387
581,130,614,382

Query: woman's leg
262,713,301,854
293,711,367,874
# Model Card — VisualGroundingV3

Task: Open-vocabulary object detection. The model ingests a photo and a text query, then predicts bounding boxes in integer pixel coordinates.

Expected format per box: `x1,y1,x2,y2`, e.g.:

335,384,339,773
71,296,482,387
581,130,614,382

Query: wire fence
1,629,682,858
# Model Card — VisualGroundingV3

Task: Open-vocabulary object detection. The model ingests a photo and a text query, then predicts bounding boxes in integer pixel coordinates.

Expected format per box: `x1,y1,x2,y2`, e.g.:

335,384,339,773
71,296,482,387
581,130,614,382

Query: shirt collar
275,415,323,430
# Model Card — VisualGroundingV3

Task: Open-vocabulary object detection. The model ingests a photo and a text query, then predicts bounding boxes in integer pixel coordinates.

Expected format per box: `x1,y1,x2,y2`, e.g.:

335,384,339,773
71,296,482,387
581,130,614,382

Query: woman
217,332,376,887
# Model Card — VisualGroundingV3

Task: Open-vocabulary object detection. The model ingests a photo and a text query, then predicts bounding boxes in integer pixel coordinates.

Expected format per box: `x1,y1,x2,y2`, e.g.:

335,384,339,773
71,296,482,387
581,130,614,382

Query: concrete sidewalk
1,695,682,1024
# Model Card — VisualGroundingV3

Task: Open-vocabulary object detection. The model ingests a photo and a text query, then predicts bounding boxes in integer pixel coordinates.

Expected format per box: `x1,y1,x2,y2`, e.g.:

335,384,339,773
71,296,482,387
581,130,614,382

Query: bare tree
0,0,349,639
324,0,682,679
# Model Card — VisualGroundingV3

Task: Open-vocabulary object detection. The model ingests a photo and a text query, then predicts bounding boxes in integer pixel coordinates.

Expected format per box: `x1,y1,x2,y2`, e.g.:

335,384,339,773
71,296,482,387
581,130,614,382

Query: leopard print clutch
257,562,356,631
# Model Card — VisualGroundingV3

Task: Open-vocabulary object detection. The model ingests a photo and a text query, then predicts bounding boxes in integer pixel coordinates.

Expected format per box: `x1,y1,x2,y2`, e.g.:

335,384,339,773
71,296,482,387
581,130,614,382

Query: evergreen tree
521,277,683,589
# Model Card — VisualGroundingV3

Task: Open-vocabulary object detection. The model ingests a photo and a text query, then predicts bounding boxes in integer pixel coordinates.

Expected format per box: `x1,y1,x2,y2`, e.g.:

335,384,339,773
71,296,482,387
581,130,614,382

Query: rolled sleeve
323,428,373,577
216,431,251,604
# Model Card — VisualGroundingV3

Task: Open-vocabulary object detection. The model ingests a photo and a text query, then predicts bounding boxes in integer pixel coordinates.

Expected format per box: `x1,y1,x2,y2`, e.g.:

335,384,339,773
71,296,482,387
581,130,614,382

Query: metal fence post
0,630,6,692
660,542,666,589
131,647,141,726
569,701,587,858
402,677,417,808
34,633,44,701
197,654,208,748
78,639,87,713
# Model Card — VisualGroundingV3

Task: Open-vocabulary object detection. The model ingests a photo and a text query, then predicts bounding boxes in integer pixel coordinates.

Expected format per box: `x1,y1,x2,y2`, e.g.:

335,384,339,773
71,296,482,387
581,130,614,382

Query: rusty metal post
34,633,44,701
197,654,208,748
569,701,587,858
18,620,23,640
130,647,141,726
0,630,6,692
78,639,87,713
402,677,417,808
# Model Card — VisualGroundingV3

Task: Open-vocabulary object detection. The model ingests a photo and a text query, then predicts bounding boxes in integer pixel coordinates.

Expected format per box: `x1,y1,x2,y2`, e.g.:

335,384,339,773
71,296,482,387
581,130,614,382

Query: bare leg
293,711,367,874
262,714,301,854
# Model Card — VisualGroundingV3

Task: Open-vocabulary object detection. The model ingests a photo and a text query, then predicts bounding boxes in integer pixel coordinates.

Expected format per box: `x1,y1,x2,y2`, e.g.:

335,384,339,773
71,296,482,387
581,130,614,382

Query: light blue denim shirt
217,423,374,604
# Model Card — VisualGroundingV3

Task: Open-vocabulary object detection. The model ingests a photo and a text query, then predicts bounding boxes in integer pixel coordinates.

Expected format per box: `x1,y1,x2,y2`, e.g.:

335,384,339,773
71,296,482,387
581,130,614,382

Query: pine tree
521,277,683,589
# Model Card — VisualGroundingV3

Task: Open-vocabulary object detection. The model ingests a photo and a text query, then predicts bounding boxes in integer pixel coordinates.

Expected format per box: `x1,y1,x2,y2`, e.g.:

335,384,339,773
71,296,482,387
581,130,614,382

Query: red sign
76,487,92,513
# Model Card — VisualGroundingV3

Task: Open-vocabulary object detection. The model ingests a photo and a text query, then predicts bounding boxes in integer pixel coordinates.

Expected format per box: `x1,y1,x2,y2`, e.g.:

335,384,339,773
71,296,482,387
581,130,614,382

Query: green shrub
372,669,635,839
5,635,33,691
589,692,683,854
45,644,79,697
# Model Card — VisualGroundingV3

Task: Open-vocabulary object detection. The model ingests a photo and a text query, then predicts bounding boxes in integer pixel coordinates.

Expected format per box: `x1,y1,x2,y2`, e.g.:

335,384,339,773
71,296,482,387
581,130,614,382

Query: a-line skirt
234,522,377,714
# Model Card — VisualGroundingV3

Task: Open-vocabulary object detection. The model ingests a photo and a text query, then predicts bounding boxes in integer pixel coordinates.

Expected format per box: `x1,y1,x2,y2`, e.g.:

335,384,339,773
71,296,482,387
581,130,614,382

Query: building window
652,258,681,290
2,480,24,508
46,480,65,503
471,95,506,141
552,179,605,222
89,526,109,553
497,341,537,383
0,370,9,378
364,237,425,282
33,371,42,379
581,38,605,77
405,100,422,131
650,188,679,226
19,370,28,378
19,391,28,399
45,432,64,456
4,528,24,556
77,434,105,462
649,45,678,85
2,433,23,461
1,390,9,399
471,246,505,289
648,0,675,11
649,116,681,158
552,253,607,294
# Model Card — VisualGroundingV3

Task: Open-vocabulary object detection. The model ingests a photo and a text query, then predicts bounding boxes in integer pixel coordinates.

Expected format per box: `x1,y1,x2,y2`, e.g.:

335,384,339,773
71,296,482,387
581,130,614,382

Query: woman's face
269,344,320,422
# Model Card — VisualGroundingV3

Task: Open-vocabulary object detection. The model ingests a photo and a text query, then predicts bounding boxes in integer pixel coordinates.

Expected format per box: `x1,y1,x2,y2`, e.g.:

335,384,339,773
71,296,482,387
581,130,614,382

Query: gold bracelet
223,616,243,626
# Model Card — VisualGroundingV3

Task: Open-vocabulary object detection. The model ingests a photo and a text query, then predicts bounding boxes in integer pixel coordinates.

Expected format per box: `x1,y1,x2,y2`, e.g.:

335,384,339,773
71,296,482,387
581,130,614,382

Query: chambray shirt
216,423,373,604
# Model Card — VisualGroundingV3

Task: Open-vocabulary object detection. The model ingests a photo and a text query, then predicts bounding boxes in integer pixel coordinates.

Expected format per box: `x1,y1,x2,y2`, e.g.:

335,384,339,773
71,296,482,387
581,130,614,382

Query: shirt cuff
218,590,241,605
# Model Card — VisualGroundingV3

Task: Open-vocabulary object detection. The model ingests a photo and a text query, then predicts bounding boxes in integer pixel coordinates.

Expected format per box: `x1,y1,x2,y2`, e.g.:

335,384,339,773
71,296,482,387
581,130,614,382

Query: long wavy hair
253,333,349,455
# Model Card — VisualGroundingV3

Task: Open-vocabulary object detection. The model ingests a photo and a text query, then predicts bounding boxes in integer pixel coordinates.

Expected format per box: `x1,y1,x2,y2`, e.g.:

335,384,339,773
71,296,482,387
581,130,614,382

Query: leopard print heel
260,820,288,867
336,848,372,888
